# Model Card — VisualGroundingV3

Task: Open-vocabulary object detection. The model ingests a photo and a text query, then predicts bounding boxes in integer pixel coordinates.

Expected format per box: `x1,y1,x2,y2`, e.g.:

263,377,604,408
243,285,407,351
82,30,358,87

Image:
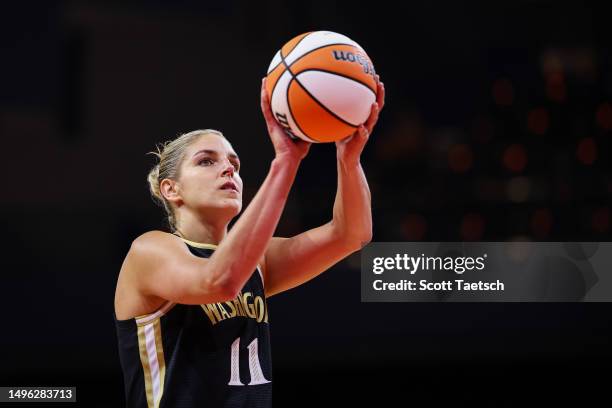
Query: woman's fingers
355,126,369,149
260,79,273,121
359,125,369,139
377,80,385,111
359,78,384,134
344,126,368,147
364,102,379,134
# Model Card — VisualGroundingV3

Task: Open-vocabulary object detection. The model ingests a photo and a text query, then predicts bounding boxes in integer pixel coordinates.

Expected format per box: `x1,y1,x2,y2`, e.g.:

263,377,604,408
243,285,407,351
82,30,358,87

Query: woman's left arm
262,78,385,297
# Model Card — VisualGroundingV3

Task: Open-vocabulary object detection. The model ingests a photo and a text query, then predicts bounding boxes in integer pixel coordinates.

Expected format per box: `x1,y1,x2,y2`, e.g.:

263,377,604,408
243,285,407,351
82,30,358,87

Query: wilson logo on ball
274,112,298,139
331,50,376,76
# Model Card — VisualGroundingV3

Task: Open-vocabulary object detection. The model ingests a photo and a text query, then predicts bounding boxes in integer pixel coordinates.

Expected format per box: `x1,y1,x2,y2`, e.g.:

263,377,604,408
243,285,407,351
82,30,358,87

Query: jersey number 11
228,337,271,386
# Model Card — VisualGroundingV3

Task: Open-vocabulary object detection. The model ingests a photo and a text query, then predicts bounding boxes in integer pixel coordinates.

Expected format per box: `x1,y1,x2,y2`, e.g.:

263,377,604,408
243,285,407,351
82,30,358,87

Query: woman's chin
194,199,242,219
226,201,242,215
215,200,242,216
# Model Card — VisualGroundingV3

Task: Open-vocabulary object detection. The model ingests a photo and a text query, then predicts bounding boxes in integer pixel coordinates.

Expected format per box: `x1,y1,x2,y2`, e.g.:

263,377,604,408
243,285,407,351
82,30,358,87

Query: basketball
265,31,378,143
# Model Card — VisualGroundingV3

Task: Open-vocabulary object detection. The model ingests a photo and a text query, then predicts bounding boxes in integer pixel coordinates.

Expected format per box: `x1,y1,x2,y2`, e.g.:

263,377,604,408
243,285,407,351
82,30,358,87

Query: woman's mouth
220,181,239,193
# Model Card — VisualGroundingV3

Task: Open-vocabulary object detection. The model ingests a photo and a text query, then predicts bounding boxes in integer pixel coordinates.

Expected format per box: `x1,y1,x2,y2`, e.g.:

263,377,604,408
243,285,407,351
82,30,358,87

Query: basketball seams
268,65,286,111
284,32,362,65
292,78,360,128
269,32,313,116
280,43,360,132
267,51,282,75
268,60,282,75
278,48,318,141
297,68,377,96
285,77,314,141
272,36,355,82
270,68,317,142
280,31,314,62
286,42,362,69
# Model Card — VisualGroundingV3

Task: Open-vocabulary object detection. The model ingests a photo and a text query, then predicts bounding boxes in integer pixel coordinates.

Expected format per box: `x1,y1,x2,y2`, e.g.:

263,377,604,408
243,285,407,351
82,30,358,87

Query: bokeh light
472,116,494,143
531,208,553,238
596,102,612,130
546,72,566,103
448,144,473,173
576,137,597,165
460,213,485,241
556,182,572,202
506,177,531,203
541,50,563,76
375,113,424,160
502,144,528,173
527,108,549,135
492,78,514,106
591,207,610,233
401,213,427,240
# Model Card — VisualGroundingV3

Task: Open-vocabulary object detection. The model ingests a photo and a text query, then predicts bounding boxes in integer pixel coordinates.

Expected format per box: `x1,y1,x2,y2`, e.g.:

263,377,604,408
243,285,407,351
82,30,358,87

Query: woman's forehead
189,133,237,156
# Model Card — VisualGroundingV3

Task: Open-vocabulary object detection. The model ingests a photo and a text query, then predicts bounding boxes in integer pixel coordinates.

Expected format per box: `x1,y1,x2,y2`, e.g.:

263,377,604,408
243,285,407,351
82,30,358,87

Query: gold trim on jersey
137,319,167,408
135,301,176,327
153,319,166,407
178,237,218,249
137,325,155,408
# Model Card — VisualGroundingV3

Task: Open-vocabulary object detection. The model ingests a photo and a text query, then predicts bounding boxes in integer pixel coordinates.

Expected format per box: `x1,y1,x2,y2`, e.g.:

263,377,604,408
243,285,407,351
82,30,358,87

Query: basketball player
114,76,385,407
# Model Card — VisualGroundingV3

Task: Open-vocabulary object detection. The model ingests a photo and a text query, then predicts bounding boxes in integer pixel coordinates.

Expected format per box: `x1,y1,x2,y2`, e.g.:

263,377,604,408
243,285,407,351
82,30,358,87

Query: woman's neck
174,211,229,245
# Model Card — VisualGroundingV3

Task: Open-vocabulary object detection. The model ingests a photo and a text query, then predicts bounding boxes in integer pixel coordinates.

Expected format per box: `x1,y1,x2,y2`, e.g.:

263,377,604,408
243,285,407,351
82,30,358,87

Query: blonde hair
147,129,225,231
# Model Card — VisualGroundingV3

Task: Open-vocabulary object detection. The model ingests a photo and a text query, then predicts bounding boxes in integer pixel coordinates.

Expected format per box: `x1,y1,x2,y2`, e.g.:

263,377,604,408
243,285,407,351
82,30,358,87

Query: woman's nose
221,160,235,177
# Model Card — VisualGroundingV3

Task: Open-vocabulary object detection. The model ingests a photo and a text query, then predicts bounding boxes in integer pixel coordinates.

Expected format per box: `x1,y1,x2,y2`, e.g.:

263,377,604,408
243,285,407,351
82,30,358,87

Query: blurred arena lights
527,107,549,135
576,137,597,165
460,213,485,241
531,208,554,238
471,116,494,143
591,207,610,233
596,102,612,130
401,213,427,241
448,143,473,173
492,78,514,106
506,177,531,203
502,144,528,173
546,72,566,103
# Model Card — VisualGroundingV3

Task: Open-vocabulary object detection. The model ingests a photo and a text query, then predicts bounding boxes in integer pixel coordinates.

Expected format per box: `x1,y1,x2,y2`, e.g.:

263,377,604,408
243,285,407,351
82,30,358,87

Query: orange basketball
265,31,378,143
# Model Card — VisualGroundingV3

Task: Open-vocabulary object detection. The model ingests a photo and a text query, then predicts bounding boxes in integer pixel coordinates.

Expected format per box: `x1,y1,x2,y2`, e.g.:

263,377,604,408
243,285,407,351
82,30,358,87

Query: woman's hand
261,78,311,162
336,76,385,165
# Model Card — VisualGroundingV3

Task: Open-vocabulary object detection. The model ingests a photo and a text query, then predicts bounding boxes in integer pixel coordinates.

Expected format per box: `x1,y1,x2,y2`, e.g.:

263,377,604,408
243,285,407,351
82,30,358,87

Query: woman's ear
160,179,182,205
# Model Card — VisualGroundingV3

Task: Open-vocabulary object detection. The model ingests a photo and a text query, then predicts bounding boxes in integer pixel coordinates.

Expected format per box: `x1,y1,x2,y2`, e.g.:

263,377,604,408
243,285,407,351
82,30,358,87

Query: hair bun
147,164,162,202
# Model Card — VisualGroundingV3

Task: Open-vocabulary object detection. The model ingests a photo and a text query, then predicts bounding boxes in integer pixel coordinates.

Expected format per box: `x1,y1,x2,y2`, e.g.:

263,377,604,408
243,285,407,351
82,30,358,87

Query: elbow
344,230,372,253
332,219,372,252
358,231,373,249
357,227,373,247
201,274,240,303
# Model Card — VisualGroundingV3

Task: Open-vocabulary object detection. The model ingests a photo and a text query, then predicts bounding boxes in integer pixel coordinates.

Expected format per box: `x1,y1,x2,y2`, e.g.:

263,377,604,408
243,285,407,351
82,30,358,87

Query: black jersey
115,236,272,408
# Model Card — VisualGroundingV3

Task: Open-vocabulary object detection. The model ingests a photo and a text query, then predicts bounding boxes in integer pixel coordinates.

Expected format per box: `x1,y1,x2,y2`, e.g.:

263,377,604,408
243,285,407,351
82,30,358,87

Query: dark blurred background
1,1,611,406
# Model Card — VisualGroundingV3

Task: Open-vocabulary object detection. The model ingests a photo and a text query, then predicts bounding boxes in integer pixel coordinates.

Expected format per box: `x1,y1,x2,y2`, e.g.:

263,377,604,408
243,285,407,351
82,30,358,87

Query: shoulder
121,230,177,274
116,230,180,319
129,230,190,258
132,230,179,248
123,230,191,280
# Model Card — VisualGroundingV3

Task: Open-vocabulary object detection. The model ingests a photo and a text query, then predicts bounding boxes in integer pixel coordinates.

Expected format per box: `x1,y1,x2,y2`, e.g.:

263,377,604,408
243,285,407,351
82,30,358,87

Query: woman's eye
199,158,214,166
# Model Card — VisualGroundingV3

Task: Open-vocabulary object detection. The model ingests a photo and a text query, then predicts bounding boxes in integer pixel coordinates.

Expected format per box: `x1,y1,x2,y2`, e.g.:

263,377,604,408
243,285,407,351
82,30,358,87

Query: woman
114,77,385,407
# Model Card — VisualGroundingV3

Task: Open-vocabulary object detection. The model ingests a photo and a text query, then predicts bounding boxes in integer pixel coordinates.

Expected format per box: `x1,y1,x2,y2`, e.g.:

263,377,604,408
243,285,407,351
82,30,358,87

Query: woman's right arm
125,79,311,305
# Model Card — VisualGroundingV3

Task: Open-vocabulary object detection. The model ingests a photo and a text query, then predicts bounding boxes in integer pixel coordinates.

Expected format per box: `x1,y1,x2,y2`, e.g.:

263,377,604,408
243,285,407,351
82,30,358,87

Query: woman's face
174,133,243,219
